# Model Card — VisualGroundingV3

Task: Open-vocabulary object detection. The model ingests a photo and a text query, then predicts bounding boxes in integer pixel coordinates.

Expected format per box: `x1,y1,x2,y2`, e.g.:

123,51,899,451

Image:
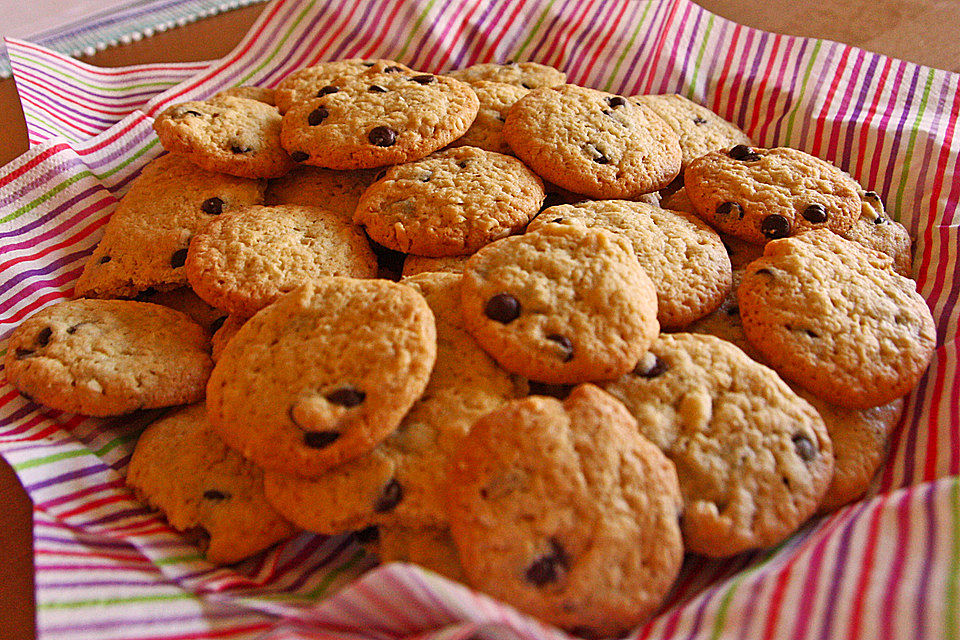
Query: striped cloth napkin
1,1,958,639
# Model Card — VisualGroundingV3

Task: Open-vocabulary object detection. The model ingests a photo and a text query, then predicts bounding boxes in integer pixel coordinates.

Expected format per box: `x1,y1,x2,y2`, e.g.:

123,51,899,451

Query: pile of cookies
3,57,937,637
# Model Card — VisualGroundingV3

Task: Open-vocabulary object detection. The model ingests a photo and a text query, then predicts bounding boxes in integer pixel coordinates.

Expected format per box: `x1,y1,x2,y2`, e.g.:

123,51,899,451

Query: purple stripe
879,489,914,640
796,40,841,150
564,1,618,84
598,0,649,94
280,535,356,592
769,38,811,144
900,342,934,486
35,534,137,550
665,2,704,95
486,0,546,65
37,578,181,590
679,558,749,640
877,63,921,197
17,84,117,130
1,435,75,454
0,151,87,213
623,0,671,92
931,225,960,348
0,196,108,255
75,122,158,172
825,47,868,165
446,0,504,70
731,30,768,128
82,506,151,529
699,19,734,112
14,66,168,113
913,482,938,640
0,403,46,428
1,248,89,293
526,0,578,62
840,53,881,167
0,269,80,314
40,609,264,635
26,462,109,493
324,1,388,64
408,0,465,71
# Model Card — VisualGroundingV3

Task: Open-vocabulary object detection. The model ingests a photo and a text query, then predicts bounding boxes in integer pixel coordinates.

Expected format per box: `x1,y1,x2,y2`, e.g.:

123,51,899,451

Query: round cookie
527,200,732,329
738,230,936,408
448,81,529,154
378,525,466,582
205,278,437,477
446,60,566,89
631,93,753,170
126,403,298,565
838,190,913,278
354,146,545,256
264,165,380,220
4,299,213,416
75,154,265,299
261,272,521,533
216,85,276,105
685,146,862,244
185,204,378,318
274,59,414,114
503,84,681,199
446,384,683,637
460,224,660,384
154,95,296,179
280,71,479,170
602,332,833,556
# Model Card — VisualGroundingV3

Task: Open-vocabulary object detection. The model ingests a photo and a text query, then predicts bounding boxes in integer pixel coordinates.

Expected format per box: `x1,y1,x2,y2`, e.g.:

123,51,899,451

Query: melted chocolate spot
203,489,230,501
303,430,342,449
15,348,34,360
201,197,224,215
308,107,329,126
521,82,532,89
326,387,366,407
550,217,564,224
183,110,203,117
37,327,52,346
98,255,111,264
761,214,791,239
66,324,83,335
802,203,828,224
368,126,397,147
634,355,668,378
485,293,521,324
230,145,252,154
729,144,760,161
716,201,744,219
457,161,469,168
368,84,388,93
792,433,817,461
290,151,310,162
317,85,339,97
693,116,708,125
546,334,573,362
593,153,610,164
606,95,627,108
525,538,568,587
170,248,189,269
875,216,886,225
384,65,403,73
374,479,403,512
410,74,435,84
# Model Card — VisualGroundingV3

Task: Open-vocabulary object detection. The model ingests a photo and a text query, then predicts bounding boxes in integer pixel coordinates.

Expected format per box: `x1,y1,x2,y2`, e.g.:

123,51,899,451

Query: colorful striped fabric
1,0,959,638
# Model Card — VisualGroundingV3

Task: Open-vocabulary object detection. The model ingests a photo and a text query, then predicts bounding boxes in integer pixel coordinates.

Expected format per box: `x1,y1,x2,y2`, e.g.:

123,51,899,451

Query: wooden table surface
1,2,957,638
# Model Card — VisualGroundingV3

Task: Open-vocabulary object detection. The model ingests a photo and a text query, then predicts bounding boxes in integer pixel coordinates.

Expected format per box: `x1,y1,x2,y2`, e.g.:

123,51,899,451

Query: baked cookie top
280,71,479,170
185,204,377,317
527,199,732,329
460,224,660,384
448,81,529,154
264,165,380,220
602,332,834,556
446,384,683,637
632,93,753,170
503,84,681,198
685,146,862,244
274,59,414,113
206,278,437,478
74,153,265,299
354,146,545,256
377,525,466,582
738,230,936,408
126,402,297,565
839,189,913,278
446,61,566,89
262,272,520,533
4,299,212,416
154,95,296,179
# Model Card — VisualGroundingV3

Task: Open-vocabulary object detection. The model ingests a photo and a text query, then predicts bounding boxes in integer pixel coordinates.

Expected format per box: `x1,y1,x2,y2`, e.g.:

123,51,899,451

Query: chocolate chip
606,95,627,108
792,433,817,461
66,323,83,335
201,197,224,215
527,381,572,399
716,201,744,219
634,354,668,378
875,216,886,225
761,214,791,239
864,190,880,201
546,334,573,362
183,110,203,117
804,329,819,338
525,538,568,587
303,430,341,448
457,160,469,168
290,151,309,162
373,479,403,512
98,255,112,264
317,85,339,97
729,144,760,161
368,126,397,147
384,65,403,73
354,525,380,543
203,489,230,501
170,248,189,268
693,116,708,125
756,268,774,277
505,59,516,65
521,82,532,89
550,217,564,224
230,145,252,154
15,348,34,360
419,171,432,182
37,327,52,347
594,153,610,164
496,114,506,122
308,107,329,126
802,203,828,224
410,74,435,84
368,85,387,93
326,387,365,407
485,293,521,324
362,61,375,67
210,316,227,333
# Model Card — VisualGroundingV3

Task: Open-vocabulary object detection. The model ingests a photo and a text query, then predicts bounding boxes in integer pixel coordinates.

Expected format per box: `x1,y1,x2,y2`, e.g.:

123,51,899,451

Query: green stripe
783,40,824,145
7,54,176,93
154,552,204,566
39,592,191,610
395,0,441,61
684,14,716,100
892,67,936,215
512,0,559,62
93,432,138,458
0,170,91,225
235,0,316,87
708,545,784,640
13,447,88,471
944,478,960,636
305,547,368,599
94,138,158,181
602,0,657,92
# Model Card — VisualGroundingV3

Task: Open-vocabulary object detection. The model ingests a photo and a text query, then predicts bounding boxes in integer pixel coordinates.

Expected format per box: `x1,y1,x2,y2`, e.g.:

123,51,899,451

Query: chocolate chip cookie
448,81,529,154
274,59,414,114
446,60,566,89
